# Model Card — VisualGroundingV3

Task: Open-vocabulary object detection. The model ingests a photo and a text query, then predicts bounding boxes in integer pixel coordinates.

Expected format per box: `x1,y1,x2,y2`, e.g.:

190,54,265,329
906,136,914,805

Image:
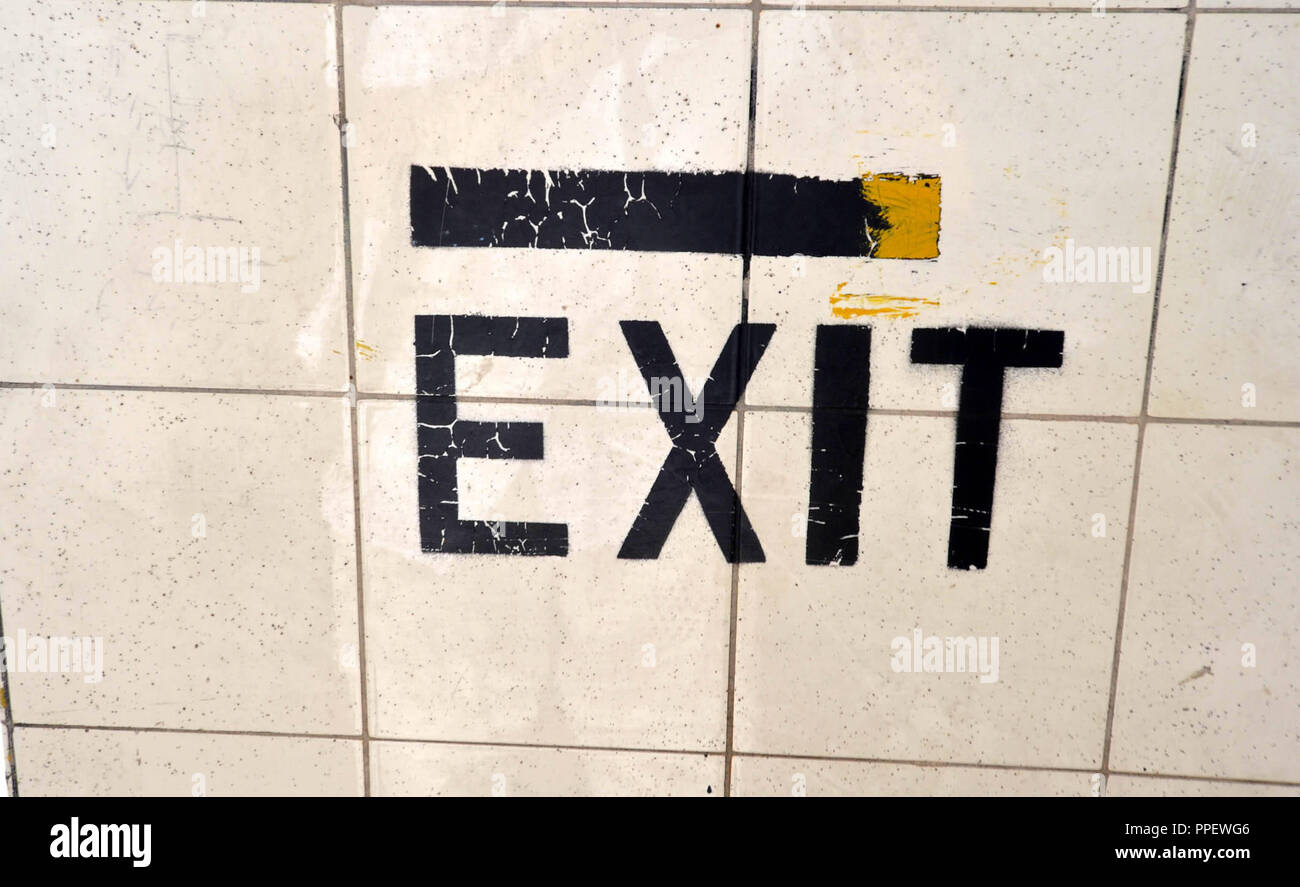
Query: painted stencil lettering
618,321,774,564
806,325,872,566
910,327,1066,570
415,314,569,556
411,167,940,259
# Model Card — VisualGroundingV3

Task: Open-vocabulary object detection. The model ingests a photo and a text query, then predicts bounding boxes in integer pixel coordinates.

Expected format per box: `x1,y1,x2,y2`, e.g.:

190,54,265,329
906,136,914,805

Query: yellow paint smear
830,282,939,320
861,172,941,260
355,340,377,361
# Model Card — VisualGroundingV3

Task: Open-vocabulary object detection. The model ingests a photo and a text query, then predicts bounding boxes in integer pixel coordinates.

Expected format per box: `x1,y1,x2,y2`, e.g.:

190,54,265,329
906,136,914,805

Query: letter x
617,321,775,563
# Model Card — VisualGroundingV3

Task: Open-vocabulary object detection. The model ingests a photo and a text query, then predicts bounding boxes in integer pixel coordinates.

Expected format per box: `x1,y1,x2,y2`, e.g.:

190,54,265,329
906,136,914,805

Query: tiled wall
0,0,1295,797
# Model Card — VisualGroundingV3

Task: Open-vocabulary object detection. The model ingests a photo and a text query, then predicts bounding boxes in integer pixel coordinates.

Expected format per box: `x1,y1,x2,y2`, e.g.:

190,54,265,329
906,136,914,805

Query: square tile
0,0,347,390
1110,424,1300,782
14,727,362,797
731,756,1095,796
734,412,1136,767
371,740,720,796
358,399,735,750
746,12,1185,416
344,7,751,399
1107,775,1300,797
0,389,360,734
1149,15,1300,420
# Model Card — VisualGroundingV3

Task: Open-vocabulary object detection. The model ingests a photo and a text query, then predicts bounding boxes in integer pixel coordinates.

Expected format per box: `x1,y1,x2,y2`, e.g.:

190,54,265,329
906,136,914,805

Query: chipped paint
412,167,943,260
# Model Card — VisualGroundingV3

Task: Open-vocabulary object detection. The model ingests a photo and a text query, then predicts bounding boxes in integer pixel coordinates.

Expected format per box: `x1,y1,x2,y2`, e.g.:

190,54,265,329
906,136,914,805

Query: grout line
137,0,1300,9
1103,769,1300,789
754,4,1189,11
733,750,1109,773
11,722,718,759
383,395,1300,428
15,723,367,742
0,602,18,797
12,722,1300,790
364,736,725,757
1138,413,1300,429
0,381,346,398
1100,0,1197,776
723,0,763,799
345,0,752,6
148,0,1300,14
1142,414,1300,428
730,751,1300,790
333,0,373,797
723,432,744,797
361,393,658,407
4,381,1297,426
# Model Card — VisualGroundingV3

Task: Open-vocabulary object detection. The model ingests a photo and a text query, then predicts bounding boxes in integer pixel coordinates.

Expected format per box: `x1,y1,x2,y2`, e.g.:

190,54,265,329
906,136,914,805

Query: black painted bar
410,166,885,257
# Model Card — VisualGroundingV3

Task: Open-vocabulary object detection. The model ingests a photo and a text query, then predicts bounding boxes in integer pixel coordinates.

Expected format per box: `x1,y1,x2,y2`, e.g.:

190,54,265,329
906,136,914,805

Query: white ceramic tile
343,7,751,398
746,12,1184,416
0,389,360,735
358,399,735,750
1149,15,1300,420
734,412,1136,767
731,756,1095,796
1107,775,1300,797
371,740,720,796
0,0,347,390
14,727,362,797
1110,424,1300,783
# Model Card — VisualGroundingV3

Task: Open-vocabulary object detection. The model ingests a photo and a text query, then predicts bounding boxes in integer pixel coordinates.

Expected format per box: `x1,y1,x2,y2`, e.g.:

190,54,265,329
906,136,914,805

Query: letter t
910,327,1064,570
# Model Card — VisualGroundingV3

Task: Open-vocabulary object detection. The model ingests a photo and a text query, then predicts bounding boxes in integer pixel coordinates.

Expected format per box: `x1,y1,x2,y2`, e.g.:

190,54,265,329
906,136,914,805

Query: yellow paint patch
355,340,377,361
830,282,939,320
861,173,941,259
